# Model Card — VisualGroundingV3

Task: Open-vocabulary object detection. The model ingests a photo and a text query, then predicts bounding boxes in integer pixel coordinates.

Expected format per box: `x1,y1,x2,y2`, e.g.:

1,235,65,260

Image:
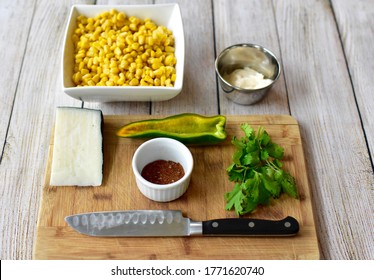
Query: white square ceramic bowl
62,4,185,102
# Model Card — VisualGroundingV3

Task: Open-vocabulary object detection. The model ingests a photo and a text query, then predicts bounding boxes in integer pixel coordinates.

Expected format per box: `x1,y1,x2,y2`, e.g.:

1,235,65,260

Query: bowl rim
214,43,281,92
132,137,194,190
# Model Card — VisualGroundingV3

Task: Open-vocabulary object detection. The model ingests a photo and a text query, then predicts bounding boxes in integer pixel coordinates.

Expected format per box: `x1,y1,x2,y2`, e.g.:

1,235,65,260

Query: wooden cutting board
33,115,320,260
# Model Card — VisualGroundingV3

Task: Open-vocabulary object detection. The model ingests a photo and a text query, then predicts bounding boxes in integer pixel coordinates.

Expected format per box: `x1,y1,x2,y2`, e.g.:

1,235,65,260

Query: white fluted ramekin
132,138,193,202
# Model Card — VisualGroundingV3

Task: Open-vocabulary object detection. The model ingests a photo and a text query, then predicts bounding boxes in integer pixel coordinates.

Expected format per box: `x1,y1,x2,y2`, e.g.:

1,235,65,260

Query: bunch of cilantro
225,123,298,216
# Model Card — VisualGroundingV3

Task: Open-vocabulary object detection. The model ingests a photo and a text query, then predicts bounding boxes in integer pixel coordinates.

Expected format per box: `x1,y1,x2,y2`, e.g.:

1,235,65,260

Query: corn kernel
152,62,162,70
165,78,172,86
126,72,134,81
138,35,145,45
110,67,119,74
117,12,126,22
135,68,143,78
160,75,166,86
119,60,129,70
72,72,82,84
164,54,176,66
164,37,172,46
131,43,139,50
154,78,161,86
81,69,89,76
155,48,163,58
165,46,175,53
129,78,139,86
75,53,85,60
141,53,149,62
82,73,92,80
103,68,110,75
100,76,108,83
92,74,100,83
87,80,95,86
78,61,85,71
153,67,164,78
146,74,154,82
114,47,122,56
121,25,129,32
117,79,125,85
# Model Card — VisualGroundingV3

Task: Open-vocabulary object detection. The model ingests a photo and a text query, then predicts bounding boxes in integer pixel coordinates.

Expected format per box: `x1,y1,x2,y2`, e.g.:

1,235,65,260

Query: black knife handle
202,216,299,236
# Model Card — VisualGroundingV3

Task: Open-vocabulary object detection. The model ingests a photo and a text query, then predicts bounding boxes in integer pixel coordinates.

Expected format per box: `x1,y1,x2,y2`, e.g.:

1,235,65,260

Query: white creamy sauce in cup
223,66,273,89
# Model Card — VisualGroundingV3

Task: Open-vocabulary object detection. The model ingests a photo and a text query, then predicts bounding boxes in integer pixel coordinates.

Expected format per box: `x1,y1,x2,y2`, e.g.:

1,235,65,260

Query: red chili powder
141,160,185,185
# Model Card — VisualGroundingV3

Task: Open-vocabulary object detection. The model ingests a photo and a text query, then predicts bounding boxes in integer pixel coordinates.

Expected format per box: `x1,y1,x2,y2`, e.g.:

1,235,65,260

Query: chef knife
65,210,299,237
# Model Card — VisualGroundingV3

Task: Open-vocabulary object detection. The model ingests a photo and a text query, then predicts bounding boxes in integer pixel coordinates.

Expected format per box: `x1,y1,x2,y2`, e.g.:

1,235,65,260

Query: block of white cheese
50,107,103,186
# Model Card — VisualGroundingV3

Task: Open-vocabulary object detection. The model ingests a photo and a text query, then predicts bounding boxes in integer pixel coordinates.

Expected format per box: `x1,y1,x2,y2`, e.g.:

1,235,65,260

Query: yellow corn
135,68,143,78
129,78,139,86
81,68,89,76
164,54,176,66
106,80,115,86
144,75,154,85
117,77,125,85
154,78,161,86
92,74,100,83
72,72,82,84
165,46,175,53
171,73,176,82
160,75,166,86
153,67,164,78
72,9,176,87
87,80,95,86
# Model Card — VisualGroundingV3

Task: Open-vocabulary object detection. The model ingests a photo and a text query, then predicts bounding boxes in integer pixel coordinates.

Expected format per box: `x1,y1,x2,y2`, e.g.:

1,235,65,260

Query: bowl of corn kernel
62,4,184,102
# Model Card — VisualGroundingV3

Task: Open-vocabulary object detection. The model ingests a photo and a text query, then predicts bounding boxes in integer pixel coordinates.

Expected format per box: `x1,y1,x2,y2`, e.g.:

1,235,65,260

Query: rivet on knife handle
202,216,299,236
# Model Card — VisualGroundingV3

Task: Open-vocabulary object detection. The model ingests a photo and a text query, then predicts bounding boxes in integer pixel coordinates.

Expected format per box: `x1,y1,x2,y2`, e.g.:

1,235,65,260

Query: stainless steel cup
215,43,281,105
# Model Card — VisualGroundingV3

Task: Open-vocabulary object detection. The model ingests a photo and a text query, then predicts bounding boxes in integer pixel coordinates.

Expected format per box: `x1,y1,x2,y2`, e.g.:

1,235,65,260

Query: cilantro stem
266,160,278,171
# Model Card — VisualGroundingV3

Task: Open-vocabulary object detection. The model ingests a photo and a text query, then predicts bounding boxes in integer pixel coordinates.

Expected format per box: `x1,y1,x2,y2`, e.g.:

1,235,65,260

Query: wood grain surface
33,115,319,260
274,0,374,259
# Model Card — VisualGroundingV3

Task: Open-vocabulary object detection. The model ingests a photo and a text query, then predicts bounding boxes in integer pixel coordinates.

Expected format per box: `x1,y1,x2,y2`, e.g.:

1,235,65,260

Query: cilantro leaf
241,197,258,214
260,149,269,161
225,183,246,215
232,150,243,165
245,139,257,152
227,167,245,182
259,130,271,146
242,151,260,166
226,163,235,172
241,123,254,138
265,142,284,159
232,136,246,149
225,183,242,207
258,185,271,205
225,124,298,216
279,171,298,199
231,136,245,164
261,173,281,198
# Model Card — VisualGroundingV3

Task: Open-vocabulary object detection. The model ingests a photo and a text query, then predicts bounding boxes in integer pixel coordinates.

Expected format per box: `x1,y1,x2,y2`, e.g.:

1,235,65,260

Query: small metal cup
215,43,281,105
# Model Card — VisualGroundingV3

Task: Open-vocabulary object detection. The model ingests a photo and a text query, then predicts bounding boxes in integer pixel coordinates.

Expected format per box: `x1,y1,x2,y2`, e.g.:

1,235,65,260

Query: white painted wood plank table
0,0,373,260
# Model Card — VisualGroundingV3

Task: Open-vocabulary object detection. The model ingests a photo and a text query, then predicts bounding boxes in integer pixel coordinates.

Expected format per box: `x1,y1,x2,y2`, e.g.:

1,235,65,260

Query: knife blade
65,210,299,237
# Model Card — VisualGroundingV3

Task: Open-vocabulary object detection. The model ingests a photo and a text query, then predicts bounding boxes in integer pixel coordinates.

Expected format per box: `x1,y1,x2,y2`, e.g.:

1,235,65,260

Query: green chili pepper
116,113,227,144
